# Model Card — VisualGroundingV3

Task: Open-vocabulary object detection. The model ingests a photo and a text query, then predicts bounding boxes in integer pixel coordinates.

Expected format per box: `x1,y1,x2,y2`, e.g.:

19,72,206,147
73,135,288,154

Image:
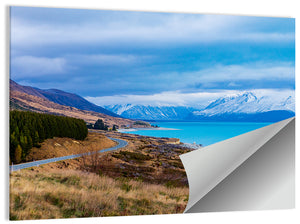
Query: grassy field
9,131,192,220
10,167,188,220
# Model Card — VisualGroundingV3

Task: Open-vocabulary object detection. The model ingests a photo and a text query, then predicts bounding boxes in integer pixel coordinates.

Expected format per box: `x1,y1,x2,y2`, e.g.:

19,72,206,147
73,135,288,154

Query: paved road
9,137,127,172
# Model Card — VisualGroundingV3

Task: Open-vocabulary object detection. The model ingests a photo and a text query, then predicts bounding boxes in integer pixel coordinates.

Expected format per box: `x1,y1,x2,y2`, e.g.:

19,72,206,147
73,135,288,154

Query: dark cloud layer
10,6,295,98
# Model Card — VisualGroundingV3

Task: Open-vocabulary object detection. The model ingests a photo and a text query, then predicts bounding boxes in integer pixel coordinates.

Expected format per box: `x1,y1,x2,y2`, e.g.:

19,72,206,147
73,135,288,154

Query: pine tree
112,125,118,131
10,132,19,162
14,145,22,164
33,131,39,146
10,110,88,163
94,119,108,130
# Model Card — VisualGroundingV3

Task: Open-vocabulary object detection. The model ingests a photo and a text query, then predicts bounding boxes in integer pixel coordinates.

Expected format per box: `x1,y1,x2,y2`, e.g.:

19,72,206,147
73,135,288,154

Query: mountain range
104,92,295,122
10,80,119,118
9,80,146,128
10,79,295,123
105,104,195,121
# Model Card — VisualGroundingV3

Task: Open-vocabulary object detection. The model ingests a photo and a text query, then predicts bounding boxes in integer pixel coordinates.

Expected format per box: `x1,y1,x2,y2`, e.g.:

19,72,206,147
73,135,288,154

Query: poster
8,4,295,222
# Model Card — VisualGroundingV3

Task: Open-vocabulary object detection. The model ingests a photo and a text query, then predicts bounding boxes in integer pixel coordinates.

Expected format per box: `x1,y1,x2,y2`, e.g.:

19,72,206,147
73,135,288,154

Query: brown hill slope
10,79,120,117
10,79,48,100
10,90,148,128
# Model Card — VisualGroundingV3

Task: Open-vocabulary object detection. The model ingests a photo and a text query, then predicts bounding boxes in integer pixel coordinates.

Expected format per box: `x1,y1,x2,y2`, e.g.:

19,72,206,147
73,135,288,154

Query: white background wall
1,0,299,224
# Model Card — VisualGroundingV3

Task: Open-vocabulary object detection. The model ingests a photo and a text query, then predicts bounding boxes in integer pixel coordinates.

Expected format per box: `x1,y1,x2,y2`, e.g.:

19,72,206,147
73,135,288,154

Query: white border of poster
1,0,299,224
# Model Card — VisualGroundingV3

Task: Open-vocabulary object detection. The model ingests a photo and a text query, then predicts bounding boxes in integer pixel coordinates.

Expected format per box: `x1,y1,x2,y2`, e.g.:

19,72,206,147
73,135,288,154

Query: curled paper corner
180,117,295,213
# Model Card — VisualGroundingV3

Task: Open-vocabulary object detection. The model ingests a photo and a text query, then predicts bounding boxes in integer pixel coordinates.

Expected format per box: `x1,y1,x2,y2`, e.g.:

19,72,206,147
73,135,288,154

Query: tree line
87,119,119,131
10,111,88,164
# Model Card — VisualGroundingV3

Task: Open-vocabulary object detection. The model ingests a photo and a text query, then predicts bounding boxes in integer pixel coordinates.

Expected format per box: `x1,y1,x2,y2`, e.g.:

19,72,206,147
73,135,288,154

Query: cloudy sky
10,6,295,106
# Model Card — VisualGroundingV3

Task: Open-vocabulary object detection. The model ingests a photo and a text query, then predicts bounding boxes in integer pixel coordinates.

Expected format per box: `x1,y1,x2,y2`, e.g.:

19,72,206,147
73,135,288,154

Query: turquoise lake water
120,122,272,146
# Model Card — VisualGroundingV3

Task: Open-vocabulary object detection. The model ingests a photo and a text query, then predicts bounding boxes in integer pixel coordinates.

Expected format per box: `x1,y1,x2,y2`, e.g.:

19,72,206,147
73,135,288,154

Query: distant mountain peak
104,104,195,120
194,90,294,116
103,90,294,122
241,91,257,102
205,91,257,110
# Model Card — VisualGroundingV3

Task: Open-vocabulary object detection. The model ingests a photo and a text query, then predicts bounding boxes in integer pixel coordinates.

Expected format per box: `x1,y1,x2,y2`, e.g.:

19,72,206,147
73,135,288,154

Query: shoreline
181,142,203,150
118,127,180,132
117,128,202,150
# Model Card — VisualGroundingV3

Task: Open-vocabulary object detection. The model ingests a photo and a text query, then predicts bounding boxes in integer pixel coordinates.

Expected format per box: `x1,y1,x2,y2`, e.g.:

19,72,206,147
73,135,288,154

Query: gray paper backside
180,117,295,213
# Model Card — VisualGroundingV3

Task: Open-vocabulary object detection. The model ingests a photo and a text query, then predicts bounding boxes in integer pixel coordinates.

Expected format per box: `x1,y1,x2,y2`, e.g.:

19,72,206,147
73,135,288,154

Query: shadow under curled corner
180,117,295,213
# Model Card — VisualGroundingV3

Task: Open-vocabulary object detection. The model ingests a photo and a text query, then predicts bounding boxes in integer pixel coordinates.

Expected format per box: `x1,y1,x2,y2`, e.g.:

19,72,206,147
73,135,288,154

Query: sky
10,6,295,107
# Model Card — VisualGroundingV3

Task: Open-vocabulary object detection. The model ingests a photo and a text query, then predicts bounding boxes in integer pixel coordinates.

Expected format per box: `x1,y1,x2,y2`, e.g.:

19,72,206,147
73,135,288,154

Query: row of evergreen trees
10,111,88,164
87,119,119,131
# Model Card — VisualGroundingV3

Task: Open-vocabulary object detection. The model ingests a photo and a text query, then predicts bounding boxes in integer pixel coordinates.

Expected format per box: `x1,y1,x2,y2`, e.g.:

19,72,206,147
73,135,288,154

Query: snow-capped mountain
104,104,195,120
104,91,295,122
193,92,295,116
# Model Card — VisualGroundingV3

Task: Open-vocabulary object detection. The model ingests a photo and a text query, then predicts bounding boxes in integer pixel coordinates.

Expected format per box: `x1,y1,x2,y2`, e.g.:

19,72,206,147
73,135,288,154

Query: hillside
9,131,191,219
25,132,116,162
10,80,120,117
9,90,144,128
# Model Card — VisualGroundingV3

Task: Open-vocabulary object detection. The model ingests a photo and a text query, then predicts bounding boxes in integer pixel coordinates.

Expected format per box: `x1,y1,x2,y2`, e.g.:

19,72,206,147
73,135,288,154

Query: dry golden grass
10,130,191,220
10,167,189,220
25,132,116,162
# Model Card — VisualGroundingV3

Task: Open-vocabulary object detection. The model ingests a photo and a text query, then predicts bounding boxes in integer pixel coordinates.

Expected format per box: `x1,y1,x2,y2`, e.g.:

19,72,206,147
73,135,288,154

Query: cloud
86,90,242,107
180,61,295,85
11,58,294,97
85,89,295,108
11,56,68,78
10,8,294,48
9,7,295,97
10,53,143,77
116,61,295,94
65,53,153,66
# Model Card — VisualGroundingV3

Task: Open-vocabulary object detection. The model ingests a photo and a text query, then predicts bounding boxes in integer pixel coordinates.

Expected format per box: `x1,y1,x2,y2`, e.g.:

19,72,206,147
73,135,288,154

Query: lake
119,121,272,146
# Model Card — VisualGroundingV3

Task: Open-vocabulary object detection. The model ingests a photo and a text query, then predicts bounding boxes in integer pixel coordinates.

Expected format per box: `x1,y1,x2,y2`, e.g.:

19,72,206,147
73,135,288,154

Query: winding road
9,137,127,172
